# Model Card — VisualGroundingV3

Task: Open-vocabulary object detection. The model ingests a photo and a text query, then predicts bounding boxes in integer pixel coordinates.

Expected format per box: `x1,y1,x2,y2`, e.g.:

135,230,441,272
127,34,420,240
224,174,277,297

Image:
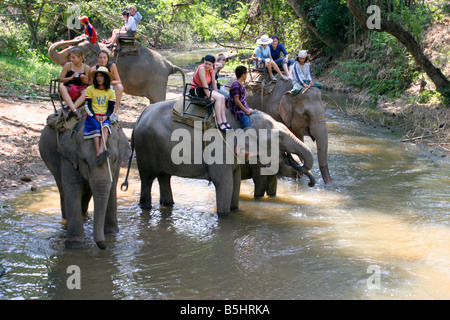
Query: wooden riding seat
49,78,64,112
117,34,140,56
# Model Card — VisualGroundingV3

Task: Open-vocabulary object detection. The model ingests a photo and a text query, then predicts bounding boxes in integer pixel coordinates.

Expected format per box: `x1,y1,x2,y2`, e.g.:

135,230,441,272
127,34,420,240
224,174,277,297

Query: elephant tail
121,128,135,192
172,65,186,90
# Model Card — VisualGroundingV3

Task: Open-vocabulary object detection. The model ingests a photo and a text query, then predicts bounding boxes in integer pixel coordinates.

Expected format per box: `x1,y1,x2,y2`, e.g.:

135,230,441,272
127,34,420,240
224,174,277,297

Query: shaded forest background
0,0,448,104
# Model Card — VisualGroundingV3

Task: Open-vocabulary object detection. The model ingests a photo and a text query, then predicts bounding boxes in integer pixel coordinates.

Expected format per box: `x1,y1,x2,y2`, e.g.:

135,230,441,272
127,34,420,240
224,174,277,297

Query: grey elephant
39,115,131,249
121,101,314,215
48,38,185,103
241,152,312,198
228,78,332,185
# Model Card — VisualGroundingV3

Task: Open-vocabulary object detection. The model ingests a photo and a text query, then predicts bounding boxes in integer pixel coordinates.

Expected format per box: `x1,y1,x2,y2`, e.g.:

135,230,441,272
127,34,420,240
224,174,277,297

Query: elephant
39,114,131,249
228,77,332,185
121,101,315,215
241,152,312,198
48,38,185,103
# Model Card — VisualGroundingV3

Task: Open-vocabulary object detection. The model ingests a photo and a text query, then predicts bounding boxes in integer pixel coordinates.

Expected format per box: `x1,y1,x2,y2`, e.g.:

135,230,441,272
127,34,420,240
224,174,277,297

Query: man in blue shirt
269,35,295,79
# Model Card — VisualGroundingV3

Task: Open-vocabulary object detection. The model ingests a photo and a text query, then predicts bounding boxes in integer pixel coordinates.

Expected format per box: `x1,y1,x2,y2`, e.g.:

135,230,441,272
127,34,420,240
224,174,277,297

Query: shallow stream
0,49,448,300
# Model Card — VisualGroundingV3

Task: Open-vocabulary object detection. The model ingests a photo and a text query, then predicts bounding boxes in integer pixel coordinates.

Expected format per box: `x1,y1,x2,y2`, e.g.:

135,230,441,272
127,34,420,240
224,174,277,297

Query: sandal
224,122,232,130
96,150,109,167
218,122,227,131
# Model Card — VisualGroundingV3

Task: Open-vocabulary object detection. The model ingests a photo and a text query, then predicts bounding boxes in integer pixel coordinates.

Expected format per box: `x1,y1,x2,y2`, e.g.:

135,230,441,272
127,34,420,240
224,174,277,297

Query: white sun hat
297,50,310,58
257,34,273,45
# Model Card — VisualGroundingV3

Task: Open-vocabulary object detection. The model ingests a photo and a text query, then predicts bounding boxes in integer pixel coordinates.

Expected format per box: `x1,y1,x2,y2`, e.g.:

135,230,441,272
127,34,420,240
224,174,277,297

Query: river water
0,50,449,300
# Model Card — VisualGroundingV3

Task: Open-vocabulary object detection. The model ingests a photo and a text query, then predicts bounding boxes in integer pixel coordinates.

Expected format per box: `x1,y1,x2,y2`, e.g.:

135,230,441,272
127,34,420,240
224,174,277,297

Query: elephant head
39,118,131,249
229,111,315,187
48,38,105,66
278,88,331,185
241,79,332,186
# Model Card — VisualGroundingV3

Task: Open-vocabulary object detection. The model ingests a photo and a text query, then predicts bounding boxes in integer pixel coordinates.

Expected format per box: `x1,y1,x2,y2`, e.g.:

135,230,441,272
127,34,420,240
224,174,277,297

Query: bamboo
100,120,113,183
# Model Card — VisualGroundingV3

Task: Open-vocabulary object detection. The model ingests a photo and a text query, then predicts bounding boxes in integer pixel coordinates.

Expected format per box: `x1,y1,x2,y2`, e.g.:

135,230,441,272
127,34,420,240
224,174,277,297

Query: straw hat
297,50,310,58
91,66,114,81
257,34,273,45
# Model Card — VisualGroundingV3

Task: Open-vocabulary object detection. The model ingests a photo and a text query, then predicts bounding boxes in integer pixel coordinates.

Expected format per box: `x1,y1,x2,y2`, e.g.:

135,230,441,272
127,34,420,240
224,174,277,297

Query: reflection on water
1,94,449,299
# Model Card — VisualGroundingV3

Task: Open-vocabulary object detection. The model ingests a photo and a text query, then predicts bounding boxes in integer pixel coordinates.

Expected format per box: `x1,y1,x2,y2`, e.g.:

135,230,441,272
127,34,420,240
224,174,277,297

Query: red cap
78,15,89,23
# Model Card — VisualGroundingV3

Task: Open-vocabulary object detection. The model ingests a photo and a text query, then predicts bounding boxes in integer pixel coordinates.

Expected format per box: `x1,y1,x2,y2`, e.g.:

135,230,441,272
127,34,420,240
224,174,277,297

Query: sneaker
271,76,277,83
110,113,118,124
282,75,289,81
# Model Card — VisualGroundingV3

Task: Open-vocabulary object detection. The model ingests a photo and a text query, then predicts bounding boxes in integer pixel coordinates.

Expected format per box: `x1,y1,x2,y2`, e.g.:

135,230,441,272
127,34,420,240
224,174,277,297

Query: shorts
68,85,87,101
84,115,111,139
189,87,212,99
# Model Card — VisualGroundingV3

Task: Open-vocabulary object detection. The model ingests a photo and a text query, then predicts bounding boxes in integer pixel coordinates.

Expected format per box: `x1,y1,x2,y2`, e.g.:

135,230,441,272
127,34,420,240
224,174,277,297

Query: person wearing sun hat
290,50,322,95
76,15,97,43
251,34,288,82
83,66,116,166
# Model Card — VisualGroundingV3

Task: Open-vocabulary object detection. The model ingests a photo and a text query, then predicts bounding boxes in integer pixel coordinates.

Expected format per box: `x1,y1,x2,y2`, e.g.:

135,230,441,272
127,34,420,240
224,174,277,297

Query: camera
216,62,223,68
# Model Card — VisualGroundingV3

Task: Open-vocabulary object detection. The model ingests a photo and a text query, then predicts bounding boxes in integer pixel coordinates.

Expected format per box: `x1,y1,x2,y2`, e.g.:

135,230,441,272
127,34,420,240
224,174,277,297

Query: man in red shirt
77,15,97,43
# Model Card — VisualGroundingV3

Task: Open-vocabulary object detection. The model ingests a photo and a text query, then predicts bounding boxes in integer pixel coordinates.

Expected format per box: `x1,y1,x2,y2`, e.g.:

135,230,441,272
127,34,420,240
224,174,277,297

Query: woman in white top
104,10,136,47
290,50,322,94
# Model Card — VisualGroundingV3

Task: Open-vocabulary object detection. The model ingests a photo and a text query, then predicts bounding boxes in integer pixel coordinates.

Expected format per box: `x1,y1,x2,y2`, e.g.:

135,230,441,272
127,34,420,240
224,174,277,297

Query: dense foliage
0,0,448,102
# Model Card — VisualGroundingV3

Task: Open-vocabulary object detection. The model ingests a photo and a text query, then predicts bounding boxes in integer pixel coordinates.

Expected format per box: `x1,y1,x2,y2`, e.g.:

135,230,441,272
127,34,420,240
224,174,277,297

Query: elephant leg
210,166,234,216
252,165,268,198
253,177,268,198
56,182,66,220
230,166,241,211
139,174,155,210
266,175,277,197
158,173,174,207
61,161,85,248
81,180,92,218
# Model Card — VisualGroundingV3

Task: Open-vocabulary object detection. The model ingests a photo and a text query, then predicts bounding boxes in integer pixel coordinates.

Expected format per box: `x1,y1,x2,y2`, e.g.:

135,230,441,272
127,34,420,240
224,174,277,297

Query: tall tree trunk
286,0,341,51
347,0,449,96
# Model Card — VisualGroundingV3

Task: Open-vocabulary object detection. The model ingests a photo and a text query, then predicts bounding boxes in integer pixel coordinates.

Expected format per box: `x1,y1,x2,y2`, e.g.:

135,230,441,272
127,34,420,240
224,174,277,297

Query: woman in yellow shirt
84,67,116,167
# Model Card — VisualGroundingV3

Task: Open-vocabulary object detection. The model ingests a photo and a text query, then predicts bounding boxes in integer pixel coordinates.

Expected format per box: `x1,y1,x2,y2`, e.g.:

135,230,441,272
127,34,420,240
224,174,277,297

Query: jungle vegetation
0,0,448,103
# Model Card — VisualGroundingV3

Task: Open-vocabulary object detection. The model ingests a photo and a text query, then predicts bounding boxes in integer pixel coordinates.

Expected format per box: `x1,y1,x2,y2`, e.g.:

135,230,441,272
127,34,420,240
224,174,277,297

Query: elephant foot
104,226,119,235
159,200,174,207
65,240,85,249
96,241,107,250
217,211,231,217
139,202,152,210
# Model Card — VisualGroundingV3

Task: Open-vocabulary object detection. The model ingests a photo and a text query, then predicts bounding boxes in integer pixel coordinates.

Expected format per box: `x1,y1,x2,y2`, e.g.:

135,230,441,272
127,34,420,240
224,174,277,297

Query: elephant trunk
90,177,112,250
311,120,332,186
48,39,86,66
286,153,315,187
280,130,315,187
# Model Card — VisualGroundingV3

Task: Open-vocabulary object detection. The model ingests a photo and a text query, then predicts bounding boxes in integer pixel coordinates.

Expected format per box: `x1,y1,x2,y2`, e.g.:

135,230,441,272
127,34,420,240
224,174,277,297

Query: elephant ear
57,130,79,170
278,93,294,128
118,128,132,168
